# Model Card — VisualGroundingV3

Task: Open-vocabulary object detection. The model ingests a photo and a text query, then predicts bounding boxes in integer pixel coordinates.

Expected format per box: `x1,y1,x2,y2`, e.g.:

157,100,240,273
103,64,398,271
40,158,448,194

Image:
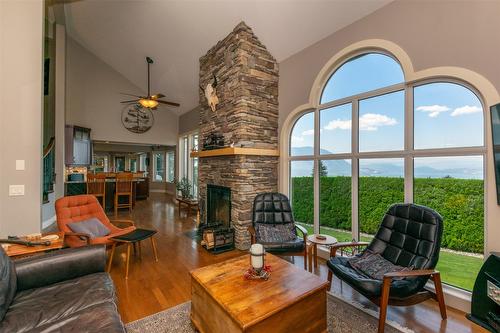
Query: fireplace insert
199,184,234,253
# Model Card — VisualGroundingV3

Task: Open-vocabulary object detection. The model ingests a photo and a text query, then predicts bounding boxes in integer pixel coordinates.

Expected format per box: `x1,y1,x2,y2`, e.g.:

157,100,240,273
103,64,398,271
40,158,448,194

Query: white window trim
177,129,199,198
151,151,166,183
166,151,175,183
279,41,500,312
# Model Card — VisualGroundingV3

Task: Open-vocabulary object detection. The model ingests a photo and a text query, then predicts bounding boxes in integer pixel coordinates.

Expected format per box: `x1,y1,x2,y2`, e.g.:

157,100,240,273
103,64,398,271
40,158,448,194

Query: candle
250,243,264,271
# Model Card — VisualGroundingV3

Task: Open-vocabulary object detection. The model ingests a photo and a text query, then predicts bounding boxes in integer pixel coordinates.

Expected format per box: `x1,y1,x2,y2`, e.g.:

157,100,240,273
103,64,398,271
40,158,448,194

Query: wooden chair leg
138,241,142,258
107,242,117,273
432,273,447,320
150,237,159,262
308,244,313,272
327,270,333,291
129,194,132,213
125,243,131,279
378,277,391,333
114,195,118,217
133,242,137,256
303,249,307,270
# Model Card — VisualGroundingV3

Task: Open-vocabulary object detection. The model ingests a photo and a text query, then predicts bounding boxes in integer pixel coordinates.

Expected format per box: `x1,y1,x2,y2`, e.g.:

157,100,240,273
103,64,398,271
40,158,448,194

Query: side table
307,234,337,272
3,232,65,259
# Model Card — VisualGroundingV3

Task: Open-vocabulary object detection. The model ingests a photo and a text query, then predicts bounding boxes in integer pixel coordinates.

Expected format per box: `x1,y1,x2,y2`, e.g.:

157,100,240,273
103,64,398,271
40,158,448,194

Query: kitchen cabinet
65,125,91,165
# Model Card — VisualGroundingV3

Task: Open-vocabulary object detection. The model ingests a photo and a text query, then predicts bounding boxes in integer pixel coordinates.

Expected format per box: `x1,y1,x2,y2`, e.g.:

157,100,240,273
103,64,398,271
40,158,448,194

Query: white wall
66,37,178,146
0,0,43,236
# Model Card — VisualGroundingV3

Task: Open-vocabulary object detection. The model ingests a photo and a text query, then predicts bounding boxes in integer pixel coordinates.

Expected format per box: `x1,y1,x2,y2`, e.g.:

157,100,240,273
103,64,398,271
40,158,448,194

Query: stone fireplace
197,22,279,250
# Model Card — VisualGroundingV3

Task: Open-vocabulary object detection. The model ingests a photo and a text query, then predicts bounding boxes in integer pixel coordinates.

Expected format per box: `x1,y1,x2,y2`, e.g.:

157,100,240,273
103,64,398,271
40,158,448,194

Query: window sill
316,246,472,313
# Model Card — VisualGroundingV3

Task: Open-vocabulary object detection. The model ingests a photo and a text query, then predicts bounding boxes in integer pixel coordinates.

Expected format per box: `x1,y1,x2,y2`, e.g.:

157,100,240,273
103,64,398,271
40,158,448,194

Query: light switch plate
9,185,25,196
15,160,25,170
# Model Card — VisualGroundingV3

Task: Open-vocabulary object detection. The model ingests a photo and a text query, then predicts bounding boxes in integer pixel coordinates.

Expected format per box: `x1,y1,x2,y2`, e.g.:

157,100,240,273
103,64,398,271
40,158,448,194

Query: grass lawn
297,223,481,291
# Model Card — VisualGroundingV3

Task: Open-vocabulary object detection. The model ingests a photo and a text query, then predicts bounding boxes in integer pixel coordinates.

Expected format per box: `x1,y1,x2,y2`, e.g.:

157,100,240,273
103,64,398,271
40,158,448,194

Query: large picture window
288,52,485,291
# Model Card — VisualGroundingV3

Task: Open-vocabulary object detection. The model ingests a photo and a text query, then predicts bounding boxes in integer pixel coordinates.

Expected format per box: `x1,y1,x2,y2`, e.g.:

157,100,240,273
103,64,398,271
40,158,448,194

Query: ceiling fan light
139,98,159,108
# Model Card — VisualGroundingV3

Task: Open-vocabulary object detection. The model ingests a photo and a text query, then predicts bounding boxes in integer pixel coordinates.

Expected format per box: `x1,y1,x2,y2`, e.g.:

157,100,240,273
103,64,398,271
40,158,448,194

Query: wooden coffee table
190,253,328,333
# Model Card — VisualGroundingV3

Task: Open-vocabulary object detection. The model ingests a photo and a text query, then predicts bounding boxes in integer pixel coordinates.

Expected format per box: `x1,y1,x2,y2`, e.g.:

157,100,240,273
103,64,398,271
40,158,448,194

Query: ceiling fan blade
151,93,165,99
120,99,140,103
157,100,180,107
120,92,144,98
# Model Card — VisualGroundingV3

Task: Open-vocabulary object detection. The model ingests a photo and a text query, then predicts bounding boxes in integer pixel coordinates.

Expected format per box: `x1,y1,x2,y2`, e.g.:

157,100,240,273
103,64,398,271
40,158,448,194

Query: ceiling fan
120,57,180,109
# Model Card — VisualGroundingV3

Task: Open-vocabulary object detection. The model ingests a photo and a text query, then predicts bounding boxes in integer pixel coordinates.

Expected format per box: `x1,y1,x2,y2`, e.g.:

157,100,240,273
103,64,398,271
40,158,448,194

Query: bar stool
114,172,133,216
87,173,106,209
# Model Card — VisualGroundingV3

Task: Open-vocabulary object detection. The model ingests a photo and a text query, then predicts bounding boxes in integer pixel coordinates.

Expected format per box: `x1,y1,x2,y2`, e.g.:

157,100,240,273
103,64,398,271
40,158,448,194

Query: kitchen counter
64,177,150,209
65,178,146,184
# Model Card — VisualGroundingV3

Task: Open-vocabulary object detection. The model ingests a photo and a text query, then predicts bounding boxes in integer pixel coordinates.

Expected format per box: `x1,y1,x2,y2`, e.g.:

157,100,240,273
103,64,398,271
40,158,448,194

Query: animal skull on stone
202,74,219,112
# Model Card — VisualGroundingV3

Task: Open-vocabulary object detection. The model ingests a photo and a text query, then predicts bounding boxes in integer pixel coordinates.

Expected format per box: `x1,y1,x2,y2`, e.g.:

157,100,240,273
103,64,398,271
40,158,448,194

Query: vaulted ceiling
64,0,392,114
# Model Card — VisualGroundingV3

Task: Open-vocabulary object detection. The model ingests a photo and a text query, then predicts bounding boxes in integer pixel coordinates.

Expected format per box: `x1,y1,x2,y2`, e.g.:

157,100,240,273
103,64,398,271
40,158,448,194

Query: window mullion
314,108,320,234
352,99,359,241
405,84,414,203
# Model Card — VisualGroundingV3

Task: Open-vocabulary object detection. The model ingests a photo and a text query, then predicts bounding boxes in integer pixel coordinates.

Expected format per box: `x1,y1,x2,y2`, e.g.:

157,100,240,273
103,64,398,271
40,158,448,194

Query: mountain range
290,147,483,179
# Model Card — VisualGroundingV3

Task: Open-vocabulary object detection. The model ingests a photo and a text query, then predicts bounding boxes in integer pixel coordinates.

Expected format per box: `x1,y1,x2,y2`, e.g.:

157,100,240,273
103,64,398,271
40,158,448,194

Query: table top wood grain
190,253,328,329
3,232,64,257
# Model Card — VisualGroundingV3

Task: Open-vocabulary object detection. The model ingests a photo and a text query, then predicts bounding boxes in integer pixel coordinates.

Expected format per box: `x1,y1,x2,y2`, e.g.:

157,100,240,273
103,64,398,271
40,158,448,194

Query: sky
290,53,484,176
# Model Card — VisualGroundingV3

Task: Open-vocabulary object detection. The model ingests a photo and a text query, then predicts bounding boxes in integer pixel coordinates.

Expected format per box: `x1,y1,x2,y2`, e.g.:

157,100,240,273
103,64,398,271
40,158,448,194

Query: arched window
288,52,485,292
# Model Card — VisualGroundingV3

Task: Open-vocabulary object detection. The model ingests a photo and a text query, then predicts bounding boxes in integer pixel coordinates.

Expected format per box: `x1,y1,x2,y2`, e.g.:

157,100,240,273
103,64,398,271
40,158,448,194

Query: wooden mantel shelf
190,147,279,158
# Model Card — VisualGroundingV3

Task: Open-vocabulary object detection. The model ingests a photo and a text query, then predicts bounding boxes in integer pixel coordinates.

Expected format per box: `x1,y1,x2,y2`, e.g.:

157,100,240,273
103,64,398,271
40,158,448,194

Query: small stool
107,228,159,279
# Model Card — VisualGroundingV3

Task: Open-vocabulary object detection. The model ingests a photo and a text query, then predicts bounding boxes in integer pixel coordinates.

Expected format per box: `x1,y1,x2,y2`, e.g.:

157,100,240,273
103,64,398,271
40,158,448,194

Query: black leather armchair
0,245,125,333
327,203,447,333
248,193,308,269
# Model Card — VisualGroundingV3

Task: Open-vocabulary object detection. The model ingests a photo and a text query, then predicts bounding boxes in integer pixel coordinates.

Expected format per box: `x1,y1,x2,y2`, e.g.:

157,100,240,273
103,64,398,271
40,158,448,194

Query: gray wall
178,105,200,134
66,38,179,146
278,0,500,255
0,0,43,236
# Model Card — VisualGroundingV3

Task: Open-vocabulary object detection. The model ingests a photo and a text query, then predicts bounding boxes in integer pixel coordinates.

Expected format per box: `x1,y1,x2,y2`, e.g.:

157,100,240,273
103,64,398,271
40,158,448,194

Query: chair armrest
383,269,438,280
295,224,308,238
64,232,91,246
330,241,369,257
14,245,107,292
248,226,256,245
110,219,135,227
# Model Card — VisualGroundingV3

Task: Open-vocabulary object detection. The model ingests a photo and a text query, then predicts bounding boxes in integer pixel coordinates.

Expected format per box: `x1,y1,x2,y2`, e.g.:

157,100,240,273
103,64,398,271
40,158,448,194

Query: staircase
43,137,55,204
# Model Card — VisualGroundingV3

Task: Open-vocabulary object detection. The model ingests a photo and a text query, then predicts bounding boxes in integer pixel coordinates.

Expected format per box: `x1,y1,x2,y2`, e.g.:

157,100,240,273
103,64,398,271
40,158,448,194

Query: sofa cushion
0,272,115,333
29,301,126,333
68,217,111,239
0,247,16,321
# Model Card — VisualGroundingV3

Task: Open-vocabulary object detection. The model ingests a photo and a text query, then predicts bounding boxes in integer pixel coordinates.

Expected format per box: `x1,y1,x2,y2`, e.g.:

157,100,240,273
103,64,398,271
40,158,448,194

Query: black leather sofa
0,245,125,333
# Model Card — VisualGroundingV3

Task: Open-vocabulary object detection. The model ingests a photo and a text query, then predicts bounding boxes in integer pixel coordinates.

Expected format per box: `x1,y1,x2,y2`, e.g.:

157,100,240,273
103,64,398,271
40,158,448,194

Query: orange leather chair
56,194,136,248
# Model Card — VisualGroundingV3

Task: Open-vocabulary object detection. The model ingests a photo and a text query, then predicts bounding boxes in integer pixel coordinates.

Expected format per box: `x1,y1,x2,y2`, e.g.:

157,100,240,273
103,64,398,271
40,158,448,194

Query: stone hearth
198,22,279,250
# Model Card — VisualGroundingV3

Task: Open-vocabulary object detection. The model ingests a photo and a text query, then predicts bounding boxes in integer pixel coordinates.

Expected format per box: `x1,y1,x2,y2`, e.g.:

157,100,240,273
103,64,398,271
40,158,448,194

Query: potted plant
175,177,192,199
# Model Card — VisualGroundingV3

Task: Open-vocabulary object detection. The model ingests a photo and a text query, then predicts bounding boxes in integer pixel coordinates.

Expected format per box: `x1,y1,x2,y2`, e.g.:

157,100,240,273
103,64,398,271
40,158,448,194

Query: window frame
152,151,166,183
287,54,487,249
166,151,175,183
178,130,200,198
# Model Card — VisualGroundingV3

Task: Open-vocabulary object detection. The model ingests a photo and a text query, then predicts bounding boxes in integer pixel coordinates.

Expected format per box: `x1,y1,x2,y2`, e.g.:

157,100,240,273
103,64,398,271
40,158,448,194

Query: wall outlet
9,185,25,196
15,160,25,171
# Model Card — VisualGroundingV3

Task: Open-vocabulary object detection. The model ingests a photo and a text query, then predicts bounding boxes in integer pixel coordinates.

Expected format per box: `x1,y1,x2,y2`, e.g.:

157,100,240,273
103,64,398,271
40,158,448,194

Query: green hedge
291,176,484,253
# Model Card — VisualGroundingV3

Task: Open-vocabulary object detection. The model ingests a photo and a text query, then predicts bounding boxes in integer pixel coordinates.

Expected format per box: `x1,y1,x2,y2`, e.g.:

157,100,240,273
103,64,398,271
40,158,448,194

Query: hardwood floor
109,193,487,333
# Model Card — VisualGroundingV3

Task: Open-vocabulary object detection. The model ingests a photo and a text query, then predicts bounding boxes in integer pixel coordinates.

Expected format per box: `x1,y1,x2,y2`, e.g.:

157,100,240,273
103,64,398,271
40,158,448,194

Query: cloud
302,129,314,136
451,105,482,117
291,135,304,146
323,113,397,132
416,105,450,118
324,119,352,130
359,113,397,131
